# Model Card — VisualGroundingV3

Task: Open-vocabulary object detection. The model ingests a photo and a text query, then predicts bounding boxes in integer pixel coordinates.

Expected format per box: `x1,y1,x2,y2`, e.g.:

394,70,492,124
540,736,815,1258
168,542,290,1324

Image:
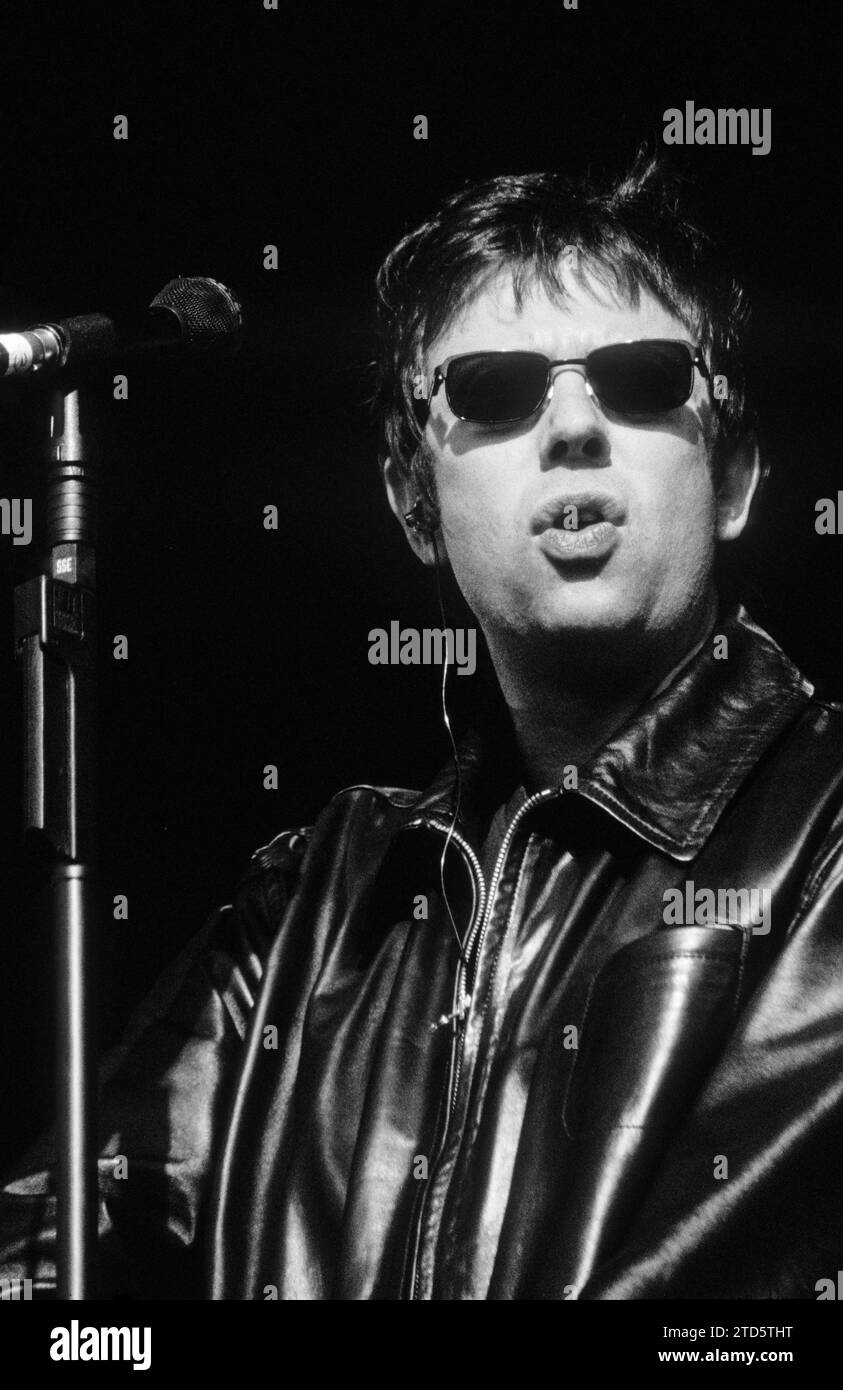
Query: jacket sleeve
0,827,310,1300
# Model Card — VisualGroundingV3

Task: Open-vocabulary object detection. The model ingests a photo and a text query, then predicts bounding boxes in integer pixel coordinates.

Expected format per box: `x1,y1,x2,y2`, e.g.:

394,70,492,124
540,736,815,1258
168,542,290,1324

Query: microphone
0,276,243,379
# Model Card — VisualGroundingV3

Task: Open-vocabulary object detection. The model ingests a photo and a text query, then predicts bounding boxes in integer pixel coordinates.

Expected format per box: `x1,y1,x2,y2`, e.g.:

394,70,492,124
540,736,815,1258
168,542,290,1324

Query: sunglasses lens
587,341,694,414
446,352,549,422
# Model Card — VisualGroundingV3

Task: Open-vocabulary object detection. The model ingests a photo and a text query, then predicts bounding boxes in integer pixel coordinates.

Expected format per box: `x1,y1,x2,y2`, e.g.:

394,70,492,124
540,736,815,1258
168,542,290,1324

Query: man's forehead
425,264,692,362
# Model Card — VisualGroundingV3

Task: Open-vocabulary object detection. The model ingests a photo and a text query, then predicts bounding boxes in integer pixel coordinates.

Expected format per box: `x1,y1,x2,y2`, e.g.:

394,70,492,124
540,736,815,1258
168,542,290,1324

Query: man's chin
526,583,642,641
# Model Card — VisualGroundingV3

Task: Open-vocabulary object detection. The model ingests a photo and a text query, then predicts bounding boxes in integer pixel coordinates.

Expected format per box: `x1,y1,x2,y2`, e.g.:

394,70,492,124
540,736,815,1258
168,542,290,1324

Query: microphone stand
14,381,98,1299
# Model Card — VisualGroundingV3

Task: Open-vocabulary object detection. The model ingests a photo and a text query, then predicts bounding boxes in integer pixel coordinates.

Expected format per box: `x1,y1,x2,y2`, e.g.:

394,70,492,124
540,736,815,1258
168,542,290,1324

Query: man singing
2,154,842,1299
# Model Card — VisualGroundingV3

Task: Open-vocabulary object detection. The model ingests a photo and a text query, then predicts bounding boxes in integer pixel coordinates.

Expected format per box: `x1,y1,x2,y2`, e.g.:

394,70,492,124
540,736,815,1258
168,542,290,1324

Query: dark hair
373,152,757,511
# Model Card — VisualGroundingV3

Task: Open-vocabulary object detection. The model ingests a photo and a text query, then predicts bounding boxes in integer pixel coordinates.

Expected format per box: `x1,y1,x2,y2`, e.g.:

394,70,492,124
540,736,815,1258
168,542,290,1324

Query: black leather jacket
2,604,843,1300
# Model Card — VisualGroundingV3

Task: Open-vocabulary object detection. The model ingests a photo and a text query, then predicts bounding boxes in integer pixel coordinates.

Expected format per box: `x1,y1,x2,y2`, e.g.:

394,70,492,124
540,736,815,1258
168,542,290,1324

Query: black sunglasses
417,339,712,425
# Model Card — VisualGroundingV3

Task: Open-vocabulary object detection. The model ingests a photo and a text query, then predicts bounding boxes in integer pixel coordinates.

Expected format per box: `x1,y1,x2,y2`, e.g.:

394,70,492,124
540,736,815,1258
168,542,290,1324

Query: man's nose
538,363,610,467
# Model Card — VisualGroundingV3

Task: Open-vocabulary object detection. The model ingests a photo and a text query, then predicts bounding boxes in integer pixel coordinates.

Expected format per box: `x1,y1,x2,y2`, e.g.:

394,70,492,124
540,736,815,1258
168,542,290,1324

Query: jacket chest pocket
562,925,750,1140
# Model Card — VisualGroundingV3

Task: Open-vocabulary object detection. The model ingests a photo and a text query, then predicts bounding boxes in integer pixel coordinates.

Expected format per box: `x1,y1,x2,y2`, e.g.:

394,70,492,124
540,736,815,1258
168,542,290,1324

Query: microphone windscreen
58,313,123,366
149,277,243,350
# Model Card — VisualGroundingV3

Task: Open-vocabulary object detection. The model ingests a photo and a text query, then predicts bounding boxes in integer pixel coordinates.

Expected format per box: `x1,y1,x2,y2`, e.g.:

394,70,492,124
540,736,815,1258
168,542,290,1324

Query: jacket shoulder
248,824,314,875
244,774,427,878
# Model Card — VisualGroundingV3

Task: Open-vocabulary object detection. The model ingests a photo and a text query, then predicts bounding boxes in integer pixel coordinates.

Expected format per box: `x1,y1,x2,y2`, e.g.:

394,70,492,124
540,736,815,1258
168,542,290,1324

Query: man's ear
382,454,442,567
715,435,763,542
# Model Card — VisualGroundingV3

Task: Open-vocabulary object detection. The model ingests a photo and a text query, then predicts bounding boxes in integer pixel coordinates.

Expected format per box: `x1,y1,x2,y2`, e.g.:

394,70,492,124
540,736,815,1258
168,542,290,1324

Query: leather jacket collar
399,604,814,863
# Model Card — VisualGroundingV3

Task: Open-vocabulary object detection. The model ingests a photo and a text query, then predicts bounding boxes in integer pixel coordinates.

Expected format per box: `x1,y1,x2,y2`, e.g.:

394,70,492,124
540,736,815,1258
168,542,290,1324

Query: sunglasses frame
421,338,713,425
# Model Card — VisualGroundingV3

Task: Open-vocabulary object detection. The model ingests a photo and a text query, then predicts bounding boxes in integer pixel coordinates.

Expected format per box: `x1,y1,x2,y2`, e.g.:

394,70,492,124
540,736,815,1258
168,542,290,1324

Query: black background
0,0,840,1164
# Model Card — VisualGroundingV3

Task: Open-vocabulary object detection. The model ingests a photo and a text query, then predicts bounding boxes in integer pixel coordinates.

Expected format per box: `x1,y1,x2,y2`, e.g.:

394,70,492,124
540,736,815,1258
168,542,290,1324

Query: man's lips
530,490,627,533
531,490,626,563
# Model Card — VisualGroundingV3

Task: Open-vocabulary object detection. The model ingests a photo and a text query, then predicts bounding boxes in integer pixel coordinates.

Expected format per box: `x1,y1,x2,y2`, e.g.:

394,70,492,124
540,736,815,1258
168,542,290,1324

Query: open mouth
534,494,624,563
546,501,611,532
532,491,626,535
565,505,602,530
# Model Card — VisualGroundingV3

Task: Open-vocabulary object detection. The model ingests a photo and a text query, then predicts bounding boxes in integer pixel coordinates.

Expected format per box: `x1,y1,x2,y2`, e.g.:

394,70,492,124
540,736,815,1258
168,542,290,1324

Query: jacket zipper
401,816,484,1300
445,791,555,1122
406,790,556,1298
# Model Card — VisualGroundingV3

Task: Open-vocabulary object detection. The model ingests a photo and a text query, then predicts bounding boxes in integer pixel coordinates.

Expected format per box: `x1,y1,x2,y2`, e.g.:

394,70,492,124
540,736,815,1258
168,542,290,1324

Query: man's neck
493,596,718,794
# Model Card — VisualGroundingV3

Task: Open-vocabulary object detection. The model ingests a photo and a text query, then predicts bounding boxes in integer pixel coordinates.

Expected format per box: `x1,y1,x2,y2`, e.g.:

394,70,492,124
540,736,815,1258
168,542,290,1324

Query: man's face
417,266,728,661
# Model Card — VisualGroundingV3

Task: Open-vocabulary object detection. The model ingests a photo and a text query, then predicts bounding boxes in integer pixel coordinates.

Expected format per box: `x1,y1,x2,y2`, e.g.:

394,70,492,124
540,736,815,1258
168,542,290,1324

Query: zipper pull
429,992,471,1032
